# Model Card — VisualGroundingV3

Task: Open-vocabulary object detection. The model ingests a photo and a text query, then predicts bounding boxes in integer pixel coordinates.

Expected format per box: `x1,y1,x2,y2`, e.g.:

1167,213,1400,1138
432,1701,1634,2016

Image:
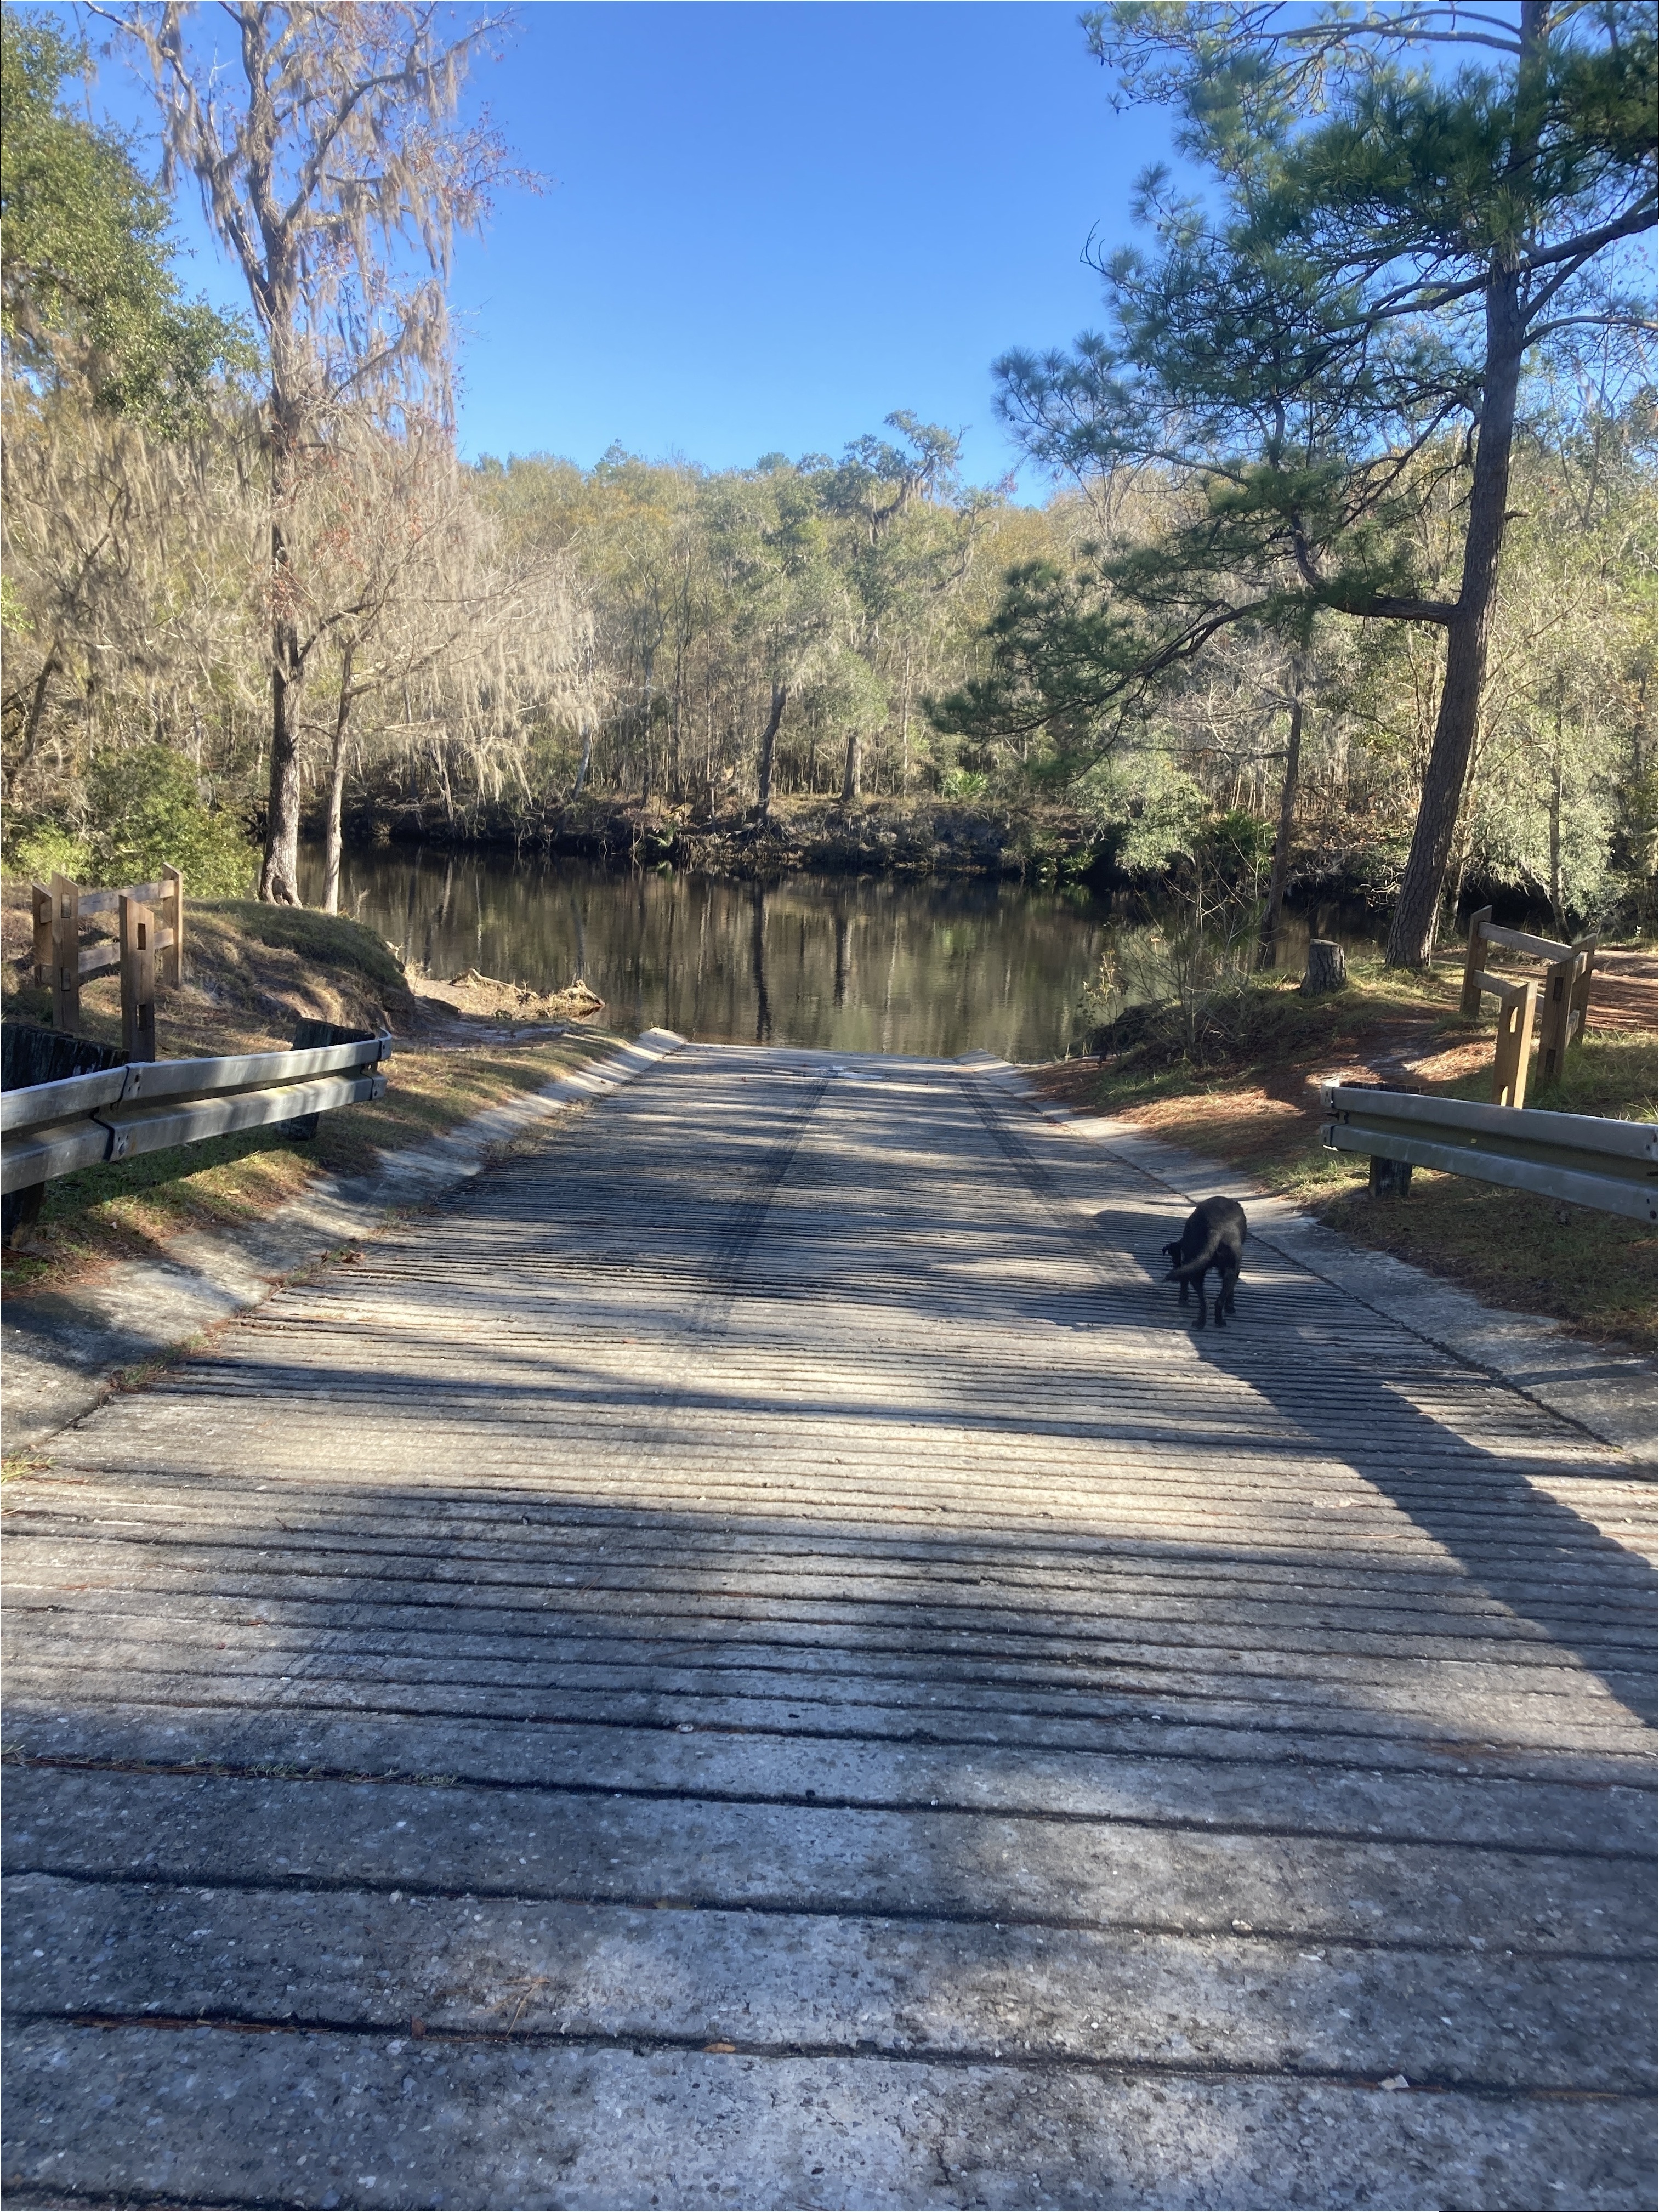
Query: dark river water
301,845,1378,1062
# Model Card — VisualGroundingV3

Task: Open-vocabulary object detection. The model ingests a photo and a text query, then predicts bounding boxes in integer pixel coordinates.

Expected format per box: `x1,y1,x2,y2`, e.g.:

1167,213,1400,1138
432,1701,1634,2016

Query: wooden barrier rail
1319,1080,1655,1222
1459,906,1595,1109
31,868,184,1056
1,1030,392,1204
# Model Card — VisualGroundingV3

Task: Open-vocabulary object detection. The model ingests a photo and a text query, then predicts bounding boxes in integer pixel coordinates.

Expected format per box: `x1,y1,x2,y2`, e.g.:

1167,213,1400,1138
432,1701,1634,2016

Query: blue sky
73,2,1181,489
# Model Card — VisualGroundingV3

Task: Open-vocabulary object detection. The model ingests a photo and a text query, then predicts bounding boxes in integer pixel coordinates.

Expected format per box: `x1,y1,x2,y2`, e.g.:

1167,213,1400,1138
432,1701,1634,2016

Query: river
300,844,1380,1062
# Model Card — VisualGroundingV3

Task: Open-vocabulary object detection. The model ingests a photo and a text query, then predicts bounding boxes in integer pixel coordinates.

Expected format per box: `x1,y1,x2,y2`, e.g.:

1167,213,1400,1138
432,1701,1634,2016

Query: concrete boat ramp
3,1041,1654,2209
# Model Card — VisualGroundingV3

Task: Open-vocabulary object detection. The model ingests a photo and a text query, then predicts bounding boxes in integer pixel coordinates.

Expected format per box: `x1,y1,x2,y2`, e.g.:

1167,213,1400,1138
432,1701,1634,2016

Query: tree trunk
1548,706,1565,935
1444,745,1480,932
1302,939,1347,995
14,643,63,785
899,649,912,794
841,728,862,807
1385,3,1544,971
669,642,685,804
258,434,306,904
756,683,787,820
1258,676,1304,970
639,646,655,808
322,645,355,916
259,643,305,902
572,720,593,799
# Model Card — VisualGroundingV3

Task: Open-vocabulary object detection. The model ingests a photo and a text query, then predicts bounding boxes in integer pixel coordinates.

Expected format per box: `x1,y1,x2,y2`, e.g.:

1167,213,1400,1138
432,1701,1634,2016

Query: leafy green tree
0,10,248,428
954,0,1656,963
816,413,985,802
709,466,840,819
85,742,258,895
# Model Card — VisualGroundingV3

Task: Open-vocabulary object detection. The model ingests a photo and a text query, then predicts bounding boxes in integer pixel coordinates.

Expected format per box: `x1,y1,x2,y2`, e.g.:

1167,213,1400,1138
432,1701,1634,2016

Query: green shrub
84,745,258,898
4,819,93,884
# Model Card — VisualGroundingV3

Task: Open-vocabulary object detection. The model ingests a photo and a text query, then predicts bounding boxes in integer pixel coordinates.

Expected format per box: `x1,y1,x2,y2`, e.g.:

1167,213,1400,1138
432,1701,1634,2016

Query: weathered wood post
1459,906,1493,1017
1568,933,1596,1051
1301,940,1347,995
1537,954,1575,1084
1368,1154,1413,1198
1538,934,1595,1085
31,884,53,987
49,873,81,1035
161,865,184,989
1490,976,1537,1110
119,895,157,1063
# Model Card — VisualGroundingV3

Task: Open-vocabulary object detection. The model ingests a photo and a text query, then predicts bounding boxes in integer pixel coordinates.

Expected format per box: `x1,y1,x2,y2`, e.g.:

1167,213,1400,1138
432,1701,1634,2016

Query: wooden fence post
49,873,81,1035
1490,977,1537,1110
1530,929,1601,1084
1537,950,1583,1084
161,865,184,989
31,884,53,987
1569,934,1596,1049
119,895,157,1063
1460,906,1493,1018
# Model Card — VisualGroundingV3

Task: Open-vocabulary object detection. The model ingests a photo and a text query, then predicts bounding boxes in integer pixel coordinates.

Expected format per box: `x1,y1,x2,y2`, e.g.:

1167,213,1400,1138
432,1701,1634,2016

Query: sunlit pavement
4,1045,1654,2209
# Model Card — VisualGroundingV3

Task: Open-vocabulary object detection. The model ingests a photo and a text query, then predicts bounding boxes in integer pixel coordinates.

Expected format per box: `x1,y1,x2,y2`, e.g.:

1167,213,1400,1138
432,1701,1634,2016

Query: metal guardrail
1,1033,392,1197
1320,1082,1657,1223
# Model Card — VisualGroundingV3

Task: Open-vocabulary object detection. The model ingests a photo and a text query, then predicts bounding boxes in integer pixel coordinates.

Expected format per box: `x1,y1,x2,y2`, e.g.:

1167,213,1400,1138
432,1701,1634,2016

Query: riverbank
1,887,615,1301
334,792,1609,931
348,792,1091,883
1031,954,1658,1355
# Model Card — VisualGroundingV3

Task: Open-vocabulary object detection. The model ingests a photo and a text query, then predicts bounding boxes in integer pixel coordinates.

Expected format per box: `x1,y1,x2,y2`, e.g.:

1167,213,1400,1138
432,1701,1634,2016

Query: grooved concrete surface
3,1043,1655,2211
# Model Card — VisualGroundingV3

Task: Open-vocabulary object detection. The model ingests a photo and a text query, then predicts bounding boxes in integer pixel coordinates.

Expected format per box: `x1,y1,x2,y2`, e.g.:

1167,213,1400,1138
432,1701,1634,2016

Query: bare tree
104,0,515,901
288,412,590,907
1,389,263,812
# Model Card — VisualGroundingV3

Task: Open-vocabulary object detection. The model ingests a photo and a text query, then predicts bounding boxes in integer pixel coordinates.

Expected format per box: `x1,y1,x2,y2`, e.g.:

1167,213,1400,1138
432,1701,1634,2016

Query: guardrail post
161,865,184,989
1459,906,1492,1018
49,873,81,1035
277,1018,378,1139
119,895,157,1063
1319,1079,1657,1221
1368,1156,1412,1198
1491,977,1537,1109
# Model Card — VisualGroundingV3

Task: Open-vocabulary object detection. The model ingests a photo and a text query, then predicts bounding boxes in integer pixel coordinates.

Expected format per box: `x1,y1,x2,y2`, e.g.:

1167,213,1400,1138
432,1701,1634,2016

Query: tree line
2,2,1653,961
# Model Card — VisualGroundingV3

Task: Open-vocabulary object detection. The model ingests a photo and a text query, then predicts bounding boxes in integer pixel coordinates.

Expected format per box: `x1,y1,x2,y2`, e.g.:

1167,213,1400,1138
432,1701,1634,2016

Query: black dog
1162,1196,1247,1329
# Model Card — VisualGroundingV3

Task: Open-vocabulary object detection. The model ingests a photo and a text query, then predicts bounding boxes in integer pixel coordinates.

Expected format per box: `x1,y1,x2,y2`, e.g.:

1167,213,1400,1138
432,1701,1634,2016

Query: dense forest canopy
1,1,1654,949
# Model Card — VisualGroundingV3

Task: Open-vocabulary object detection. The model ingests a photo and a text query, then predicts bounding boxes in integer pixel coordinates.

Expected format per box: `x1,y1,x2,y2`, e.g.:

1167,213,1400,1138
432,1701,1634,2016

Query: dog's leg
1178,1279,1190,1308
1192,1275,1208,1329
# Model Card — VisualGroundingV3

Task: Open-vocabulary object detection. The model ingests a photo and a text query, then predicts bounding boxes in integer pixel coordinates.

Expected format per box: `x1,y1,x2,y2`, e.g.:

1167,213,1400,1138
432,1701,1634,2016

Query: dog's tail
1165,1232,1230,1285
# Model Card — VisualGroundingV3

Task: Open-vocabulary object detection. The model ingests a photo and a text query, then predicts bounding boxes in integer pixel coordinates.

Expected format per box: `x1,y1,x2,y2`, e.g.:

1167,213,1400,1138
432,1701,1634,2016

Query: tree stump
1302,939,1348,995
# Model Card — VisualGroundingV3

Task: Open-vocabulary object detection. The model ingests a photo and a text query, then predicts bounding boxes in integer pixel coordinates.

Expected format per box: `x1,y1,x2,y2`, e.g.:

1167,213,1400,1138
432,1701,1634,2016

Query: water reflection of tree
315,846,1380,1057
751,885,772,1043
567,893,588,983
